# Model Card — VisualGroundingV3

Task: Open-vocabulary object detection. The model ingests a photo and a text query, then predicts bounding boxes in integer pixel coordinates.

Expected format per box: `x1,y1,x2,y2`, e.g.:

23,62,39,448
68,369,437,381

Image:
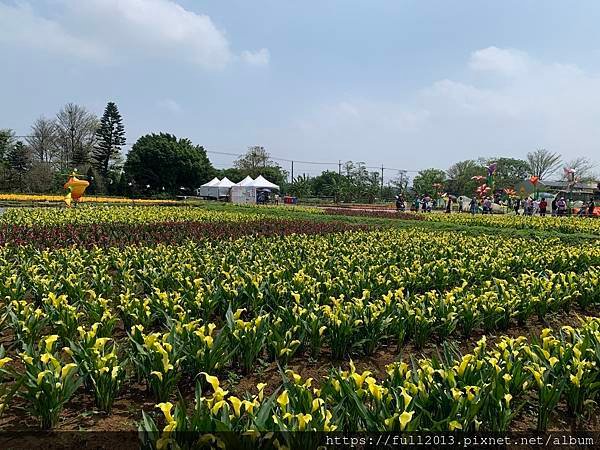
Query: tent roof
250,175,280,190
216,177,235,188
201,177,220,187
236,175,254,186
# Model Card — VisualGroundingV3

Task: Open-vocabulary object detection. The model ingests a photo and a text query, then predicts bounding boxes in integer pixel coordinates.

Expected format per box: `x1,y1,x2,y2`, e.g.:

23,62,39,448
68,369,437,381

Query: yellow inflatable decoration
63,172,89,207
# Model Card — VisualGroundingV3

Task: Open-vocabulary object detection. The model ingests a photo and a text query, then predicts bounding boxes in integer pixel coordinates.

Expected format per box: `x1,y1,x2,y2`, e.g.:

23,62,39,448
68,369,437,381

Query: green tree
446,160,485,195
217,168,245,183
93,102,126,177
232,146,287,188
412,168,446,197
234,146,273,170
480,157,529,190
123,133,214,194
7,141,32,190
0,129,15,162
287,174,312,198
311,170,346,202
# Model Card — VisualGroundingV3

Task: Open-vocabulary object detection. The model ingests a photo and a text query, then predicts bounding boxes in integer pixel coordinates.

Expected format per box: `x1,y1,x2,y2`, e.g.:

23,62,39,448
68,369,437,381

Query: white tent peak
217,177,235,187
201,177,220,187
236,175,254,186
251,175,280,190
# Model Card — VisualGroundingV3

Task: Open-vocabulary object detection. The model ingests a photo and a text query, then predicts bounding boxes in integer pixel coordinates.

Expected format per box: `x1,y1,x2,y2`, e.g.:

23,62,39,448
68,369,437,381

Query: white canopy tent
250,175,280,191
236,175,254,187
216,177,235,198
230,175,279,204
198,177,220,197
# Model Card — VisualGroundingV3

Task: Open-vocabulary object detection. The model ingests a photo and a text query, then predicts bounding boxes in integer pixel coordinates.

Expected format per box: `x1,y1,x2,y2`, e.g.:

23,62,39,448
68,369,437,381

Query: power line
11,135,421,174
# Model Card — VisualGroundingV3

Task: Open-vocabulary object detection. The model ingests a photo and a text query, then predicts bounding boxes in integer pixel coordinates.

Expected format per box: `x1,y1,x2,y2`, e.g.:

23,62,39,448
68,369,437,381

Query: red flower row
0,219,369,249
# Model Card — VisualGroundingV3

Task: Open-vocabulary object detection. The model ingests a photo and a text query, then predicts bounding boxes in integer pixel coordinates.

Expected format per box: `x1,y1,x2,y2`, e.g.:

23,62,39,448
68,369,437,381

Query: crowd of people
395,194,597,217
512,197,596,217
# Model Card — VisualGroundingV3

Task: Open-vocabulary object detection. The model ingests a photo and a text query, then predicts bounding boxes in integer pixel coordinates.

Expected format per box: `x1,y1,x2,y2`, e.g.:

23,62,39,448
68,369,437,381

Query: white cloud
282,47,600,170
468,46,531,76
241,48,270,67
62,0,232,68
0,2,107,61
0,0,269,69
157,98,183,114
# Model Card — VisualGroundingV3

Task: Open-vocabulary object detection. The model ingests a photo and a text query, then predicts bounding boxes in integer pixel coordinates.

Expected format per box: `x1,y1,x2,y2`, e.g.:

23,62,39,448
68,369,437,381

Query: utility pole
291,160,294,183
381,164,384,200
399,170,406,192
338,160,341,176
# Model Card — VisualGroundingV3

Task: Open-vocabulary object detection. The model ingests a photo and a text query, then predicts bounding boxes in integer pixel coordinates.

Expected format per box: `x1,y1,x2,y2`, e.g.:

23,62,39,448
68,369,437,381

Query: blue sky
1,0,600,178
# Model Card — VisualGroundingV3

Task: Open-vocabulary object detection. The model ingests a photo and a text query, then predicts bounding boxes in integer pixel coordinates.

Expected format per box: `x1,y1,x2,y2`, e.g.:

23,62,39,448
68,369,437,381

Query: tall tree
446,159,485,195
234,146,273,171
233,146,287,187
526,149,562,180
124,133,214,194
93,102,126,176
311,170,347,202
27,117,58,164
563,157,597,181
0,130,16,188
412,168,446,197
55,103,99,171
483,157,530,189
7,141,32,189
0,129,15,162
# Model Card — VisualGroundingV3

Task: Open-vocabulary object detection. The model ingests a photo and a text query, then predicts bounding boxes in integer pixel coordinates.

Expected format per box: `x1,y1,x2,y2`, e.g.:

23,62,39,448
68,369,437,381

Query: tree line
2,101,596,201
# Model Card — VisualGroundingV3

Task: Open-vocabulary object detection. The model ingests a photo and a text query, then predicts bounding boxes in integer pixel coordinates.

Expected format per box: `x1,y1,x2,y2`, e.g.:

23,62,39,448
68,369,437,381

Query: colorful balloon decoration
63,172,90,208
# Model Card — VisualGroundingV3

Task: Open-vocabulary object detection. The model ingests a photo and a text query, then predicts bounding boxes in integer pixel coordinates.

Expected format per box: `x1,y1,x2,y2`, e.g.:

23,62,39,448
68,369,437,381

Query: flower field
0,205,598,445
0,193,177,205
420,213,600,236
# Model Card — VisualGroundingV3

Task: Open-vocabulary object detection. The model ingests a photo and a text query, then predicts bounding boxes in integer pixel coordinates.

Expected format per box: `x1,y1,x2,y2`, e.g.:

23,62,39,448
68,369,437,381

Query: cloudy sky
1,0,600,177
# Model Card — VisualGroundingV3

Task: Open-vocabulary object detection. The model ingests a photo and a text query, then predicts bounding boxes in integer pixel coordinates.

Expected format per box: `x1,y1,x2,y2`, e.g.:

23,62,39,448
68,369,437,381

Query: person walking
557,197,567,216
483,197,492,214
588,198,596,217
514,198,521,215
412,197,420,212
470,197,477,215
551,198,558,217
539,198,547,217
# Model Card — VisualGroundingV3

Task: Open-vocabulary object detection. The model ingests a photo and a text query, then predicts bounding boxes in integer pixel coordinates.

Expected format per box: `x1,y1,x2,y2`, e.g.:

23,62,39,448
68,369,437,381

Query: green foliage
482,157,530,190
231,147,288,188
93,102,126,177
412,168,446,197
124,133,215,194
446,160,485,196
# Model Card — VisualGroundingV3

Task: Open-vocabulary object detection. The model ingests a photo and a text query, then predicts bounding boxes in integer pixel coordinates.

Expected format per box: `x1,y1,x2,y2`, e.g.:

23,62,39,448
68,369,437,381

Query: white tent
231,176,256,204
216,177,235,197
250,175,280,191
236,175,254,186
198,177,220,197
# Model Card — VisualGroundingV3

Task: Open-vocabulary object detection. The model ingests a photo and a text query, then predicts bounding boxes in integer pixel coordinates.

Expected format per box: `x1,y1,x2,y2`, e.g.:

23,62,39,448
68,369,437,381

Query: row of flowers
0,193,177,205
135,317,600,445
420,213,600,236
3,314,599,434
0,205,266,227
0,219,367,249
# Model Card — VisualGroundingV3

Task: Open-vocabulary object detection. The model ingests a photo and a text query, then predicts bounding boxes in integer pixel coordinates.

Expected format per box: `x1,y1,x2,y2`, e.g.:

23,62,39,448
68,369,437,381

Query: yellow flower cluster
0,193,177,204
